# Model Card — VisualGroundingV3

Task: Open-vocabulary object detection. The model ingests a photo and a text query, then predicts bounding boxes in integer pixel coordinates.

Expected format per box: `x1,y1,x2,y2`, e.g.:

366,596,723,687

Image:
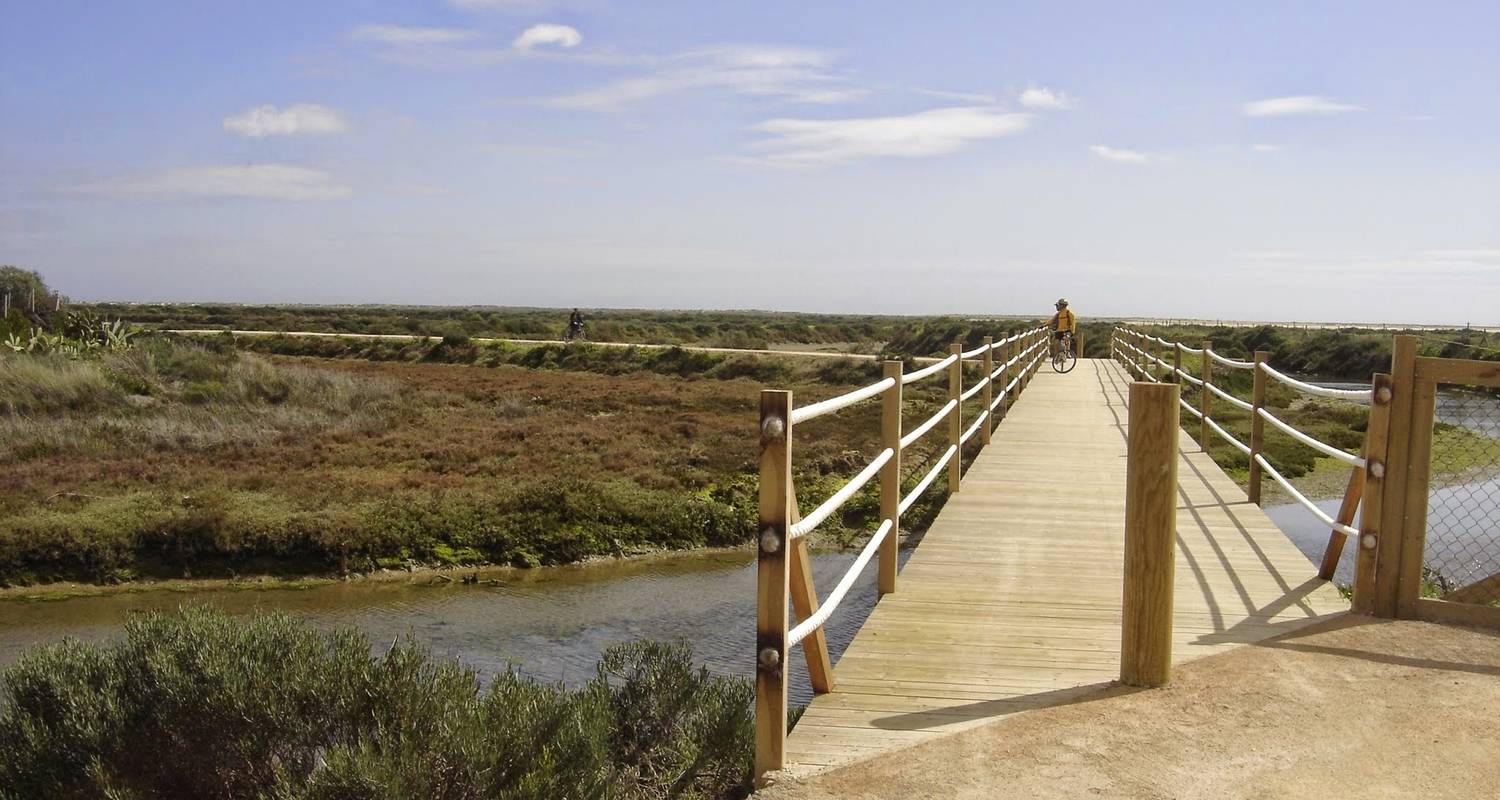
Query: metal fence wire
1422,386,1500,604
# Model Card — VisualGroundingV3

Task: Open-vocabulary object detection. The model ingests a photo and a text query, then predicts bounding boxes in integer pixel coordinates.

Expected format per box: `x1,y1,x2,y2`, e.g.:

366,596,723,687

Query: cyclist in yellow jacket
1049,298,1077,358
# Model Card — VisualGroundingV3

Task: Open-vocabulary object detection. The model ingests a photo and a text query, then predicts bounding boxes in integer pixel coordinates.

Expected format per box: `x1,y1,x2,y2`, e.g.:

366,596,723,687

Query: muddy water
0,549,892,705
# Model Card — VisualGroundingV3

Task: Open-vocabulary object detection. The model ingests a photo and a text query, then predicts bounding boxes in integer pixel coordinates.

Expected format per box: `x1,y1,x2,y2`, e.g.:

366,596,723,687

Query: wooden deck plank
780,359,1348,777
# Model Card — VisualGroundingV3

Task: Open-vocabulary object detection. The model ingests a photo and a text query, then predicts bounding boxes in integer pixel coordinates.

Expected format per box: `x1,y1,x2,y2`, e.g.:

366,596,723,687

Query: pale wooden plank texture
780,359,1348,778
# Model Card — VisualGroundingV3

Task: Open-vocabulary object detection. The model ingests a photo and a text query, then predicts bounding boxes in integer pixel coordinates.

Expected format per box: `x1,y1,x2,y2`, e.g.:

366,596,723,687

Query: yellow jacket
1051,308,1077,333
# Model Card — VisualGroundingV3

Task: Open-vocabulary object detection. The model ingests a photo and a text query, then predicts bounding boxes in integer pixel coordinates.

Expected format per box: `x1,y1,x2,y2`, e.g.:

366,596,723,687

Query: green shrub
0,606,754,799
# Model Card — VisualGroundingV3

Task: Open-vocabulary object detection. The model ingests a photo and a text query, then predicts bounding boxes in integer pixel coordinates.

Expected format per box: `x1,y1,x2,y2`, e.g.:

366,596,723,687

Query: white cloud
747,107,1032,167
68,165,352,201
1090,145,1151,164
513,24,581,51
223,104,348,138
915,88,997,104
547,45,864,110
350,24,478,45
1243,95,1362,117
1251,143,1281,153
1018,86,1074,110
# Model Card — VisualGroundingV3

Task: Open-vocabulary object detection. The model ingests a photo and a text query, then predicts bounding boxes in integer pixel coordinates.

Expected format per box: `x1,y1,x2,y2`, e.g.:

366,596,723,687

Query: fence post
1171,341,1182,385
1395,374,1438,618
980,337,994,445
1199,340,1213,455
755,390,792,780
1373,336,1418,617
1246,350,1270,506
1351,373,1393,613
947,342,963,493
1121,381,1180,687
879,360,903,595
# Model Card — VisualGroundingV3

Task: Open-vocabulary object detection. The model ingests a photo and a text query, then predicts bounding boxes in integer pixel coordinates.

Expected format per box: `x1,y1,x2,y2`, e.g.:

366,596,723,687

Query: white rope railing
1180,397,1204,419
900,400,955,450
1256,407,1365,469
791,377,896,425
789,448,895,540
1254,454,1359,537
1176,342,1204,355
1205,380,1253,411
961,343,989,359
959,378,987,403
1206,349,1255,369
1175,368,1204,387
1204,414,1252,456
1257,362,1372,403
960,409,988,445
787,518,893,647
899,444,957,515
902,353,958,386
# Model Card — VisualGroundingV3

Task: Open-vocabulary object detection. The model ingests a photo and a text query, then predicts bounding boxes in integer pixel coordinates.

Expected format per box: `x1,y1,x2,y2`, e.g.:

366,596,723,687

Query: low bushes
0,605,754,799
0,479,755,585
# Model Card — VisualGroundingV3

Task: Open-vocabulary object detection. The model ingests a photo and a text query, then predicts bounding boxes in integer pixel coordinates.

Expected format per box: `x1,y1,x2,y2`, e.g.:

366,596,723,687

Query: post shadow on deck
1121,382,1180,687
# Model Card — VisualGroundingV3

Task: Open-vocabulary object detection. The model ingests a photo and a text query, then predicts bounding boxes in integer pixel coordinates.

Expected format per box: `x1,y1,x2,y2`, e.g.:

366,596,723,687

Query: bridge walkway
782,358,1349,775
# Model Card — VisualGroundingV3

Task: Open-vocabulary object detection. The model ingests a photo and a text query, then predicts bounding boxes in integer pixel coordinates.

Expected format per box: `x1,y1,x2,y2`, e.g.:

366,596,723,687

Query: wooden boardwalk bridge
781,357,1345,774
753,328,1500,783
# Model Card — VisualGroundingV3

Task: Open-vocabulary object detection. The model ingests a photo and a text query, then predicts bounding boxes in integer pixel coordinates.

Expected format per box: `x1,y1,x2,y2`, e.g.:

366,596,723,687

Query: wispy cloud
746,107,1032,167
513,24,581,51
1251,143,1281,153
68,165,352,201
1243,95,1362,117
223,104,348,137
914,88,997,104
1090,145,1152,164
547,45,864,110
1018,86,1074,110
350,24,478,46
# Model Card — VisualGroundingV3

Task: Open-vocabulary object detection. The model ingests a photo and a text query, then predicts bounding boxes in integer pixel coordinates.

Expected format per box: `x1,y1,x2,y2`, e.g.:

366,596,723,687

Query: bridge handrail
1257,362,1372,403
788,447,895,540
1255,454,1359,536
791,376,897,425
1206,349,1255,369
900,444,957,515
900,399,956,450
1110,326,1377,594
1256,407,1365,468
788,519,894,647
756,324,1051,777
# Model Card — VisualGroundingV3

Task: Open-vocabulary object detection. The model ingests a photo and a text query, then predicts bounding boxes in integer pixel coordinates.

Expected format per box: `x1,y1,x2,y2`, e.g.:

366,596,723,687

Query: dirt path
764,616,1500,800
162,329,933,362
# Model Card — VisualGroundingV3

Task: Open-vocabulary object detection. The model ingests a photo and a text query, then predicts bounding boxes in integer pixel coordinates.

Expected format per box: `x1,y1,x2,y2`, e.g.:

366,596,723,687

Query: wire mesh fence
1422,386,1500,604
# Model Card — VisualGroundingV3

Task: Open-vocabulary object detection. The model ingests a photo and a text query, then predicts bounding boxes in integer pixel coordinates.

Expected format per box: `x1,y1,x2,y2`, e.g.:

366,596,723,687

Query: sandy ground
764,616,1500,800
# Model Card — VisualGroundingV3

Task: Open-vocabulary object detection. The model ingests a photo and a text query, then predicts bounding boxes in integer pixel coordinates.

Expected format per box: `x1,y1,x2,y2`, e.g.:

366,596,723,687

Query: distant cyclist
1049,298,1077,359
565,308,585,342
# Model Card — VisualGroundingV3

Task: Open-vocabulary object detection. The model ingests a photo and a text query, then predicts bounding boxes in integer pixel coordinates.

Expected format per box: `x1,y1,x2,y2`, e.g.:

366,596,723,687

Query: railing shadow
870,680,1137,731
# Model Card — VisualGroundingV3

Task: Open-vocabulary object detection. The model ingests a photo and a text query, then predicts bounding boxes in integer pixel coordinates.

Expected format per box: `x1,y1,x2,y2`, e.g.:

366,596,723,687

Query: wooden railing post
947,342,962,492
1351,373,1393,613
1373,336,1417,618
1246,350,1270,506
1135,331,1146,376
1199,340,1213,455
1121,381,1180,687
879,360,902,595
1171,341,1182,385
1003,336,1016,416
755,390,792,780
980,336,994,445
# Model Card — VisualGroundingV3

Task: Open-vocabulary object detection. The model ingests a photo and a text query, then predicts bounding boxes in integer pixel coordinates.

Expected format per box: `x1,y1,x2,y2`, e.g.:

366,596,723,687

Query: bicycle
563,322,586,344
1051,332,1077,373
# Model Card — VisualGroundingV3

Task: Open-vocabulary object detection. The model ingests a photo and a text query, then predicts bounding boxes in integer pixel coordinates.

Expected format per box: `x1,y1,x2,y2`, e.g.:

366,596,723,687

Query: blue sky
2,1,1497,323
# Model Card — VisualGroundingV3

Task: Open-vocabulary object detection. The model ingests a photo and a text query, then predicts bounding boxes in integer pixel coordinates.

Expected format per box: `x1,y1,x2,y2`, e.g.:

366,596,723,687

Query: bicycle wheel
1051,340,1077,373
